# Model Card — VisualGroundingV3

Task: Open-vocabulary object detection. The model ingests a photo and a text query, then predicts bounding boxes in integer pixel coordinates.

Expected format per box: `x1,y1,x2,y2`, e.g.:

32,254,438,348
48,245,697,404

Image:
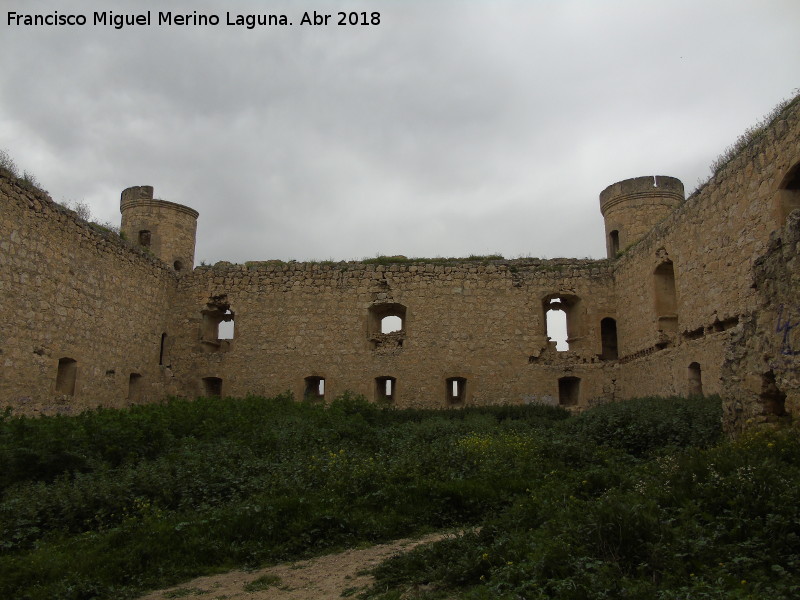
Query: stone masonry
1,96,799,432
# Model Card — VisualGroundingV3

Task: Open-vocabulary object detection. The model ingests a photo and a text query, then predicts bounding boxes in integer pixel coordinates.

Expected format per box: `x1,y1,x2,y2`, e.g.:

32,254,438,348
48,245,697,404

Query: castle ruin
2,97,799,433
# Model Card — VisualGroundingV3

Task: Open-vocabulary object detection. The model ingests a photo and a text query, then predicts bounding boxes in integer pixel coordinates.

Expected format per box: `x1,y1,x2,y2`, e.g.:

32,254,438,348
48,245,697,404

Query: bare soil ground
137,532,449,600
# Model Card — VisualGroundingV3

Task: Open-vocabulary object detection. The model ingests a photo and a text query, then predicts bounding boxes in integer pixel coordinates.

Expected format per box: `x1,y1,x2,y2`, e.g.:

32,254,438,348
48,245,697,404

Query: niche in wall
776,161,800,225
558,376,580,406
688,362,703,396
55,357,77,395
654,260,678,336
202,376,223,397
600,317,618,360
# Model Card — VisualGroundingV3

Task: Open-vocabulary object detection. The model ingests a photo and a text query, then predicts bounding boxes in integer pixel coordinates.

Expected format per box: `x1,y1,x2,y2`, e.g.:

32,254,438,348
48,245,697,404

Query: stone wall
610,98,800,403
0,171,178,414
722,210,800,433
2,95,799,425
166,258,617,408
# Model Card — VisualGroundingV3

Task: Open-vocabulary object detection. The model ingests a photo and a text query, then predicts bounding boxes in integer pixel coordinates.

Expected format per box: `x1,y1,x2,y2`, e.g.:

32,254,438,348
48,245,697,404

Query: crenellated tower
120,185,199,272
599,175,684,258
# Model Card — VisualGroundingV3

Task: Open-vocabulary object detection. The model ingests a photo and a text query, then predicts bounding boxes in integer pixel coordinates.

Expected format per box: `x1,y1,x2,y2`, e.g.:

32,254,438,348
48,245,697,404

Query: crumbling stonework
2,96,799,428
722,210,800,433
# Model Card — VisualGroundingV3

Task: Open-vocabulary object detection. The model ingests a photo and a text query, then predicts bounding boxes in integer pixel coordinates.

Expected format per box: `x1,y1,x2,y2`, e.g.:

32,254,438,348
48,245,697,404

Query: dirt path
137,532,449,600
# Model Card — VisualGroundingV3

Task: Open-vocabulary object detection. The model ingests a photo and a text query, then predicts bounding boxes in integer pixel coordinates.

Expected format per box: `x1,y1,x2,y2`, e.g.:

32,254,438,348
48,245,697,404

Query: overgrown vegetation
0,148,120,235
0,394,794,599
708,90,800,177
693,89,800,194
365,408,800,599
0,148,42,189
362,254,505,265
240,255,507,269
56,199,121,235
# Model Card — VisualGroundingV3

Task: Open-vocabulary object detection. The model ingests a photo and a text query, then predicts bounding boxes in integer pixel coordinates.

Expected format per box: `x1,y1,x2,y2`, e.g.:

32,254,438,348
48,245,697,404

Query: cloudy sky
1,0,798,265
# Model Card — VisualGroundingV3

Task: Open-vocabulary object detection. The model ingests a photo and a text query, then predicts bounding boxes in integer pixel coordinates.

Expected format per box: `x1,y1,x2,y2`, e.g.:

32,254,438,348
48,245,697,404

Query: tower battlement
599,175,684,258
120,185,199,272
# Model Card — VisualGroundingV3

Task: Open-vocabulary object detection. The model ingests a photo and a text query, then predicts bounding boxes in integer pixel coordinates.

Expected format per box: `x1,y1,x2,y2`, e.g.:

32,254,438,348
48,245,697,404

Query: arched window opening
138,230,151,247
55,357,77,395
381,315,402,333
128,373,142,402
654,261,678,335
609,230,620,258
777,162,800,224
688,362,703,397
545,298,569,351
783,164,800,189
760,370,787,417
600,317,618,360
376,376,396,403
542,294,583,352
446,377,466,405
558,376,580,407
368,303,407,351
304,376,325,402
202,376,222,397
159,333,167,366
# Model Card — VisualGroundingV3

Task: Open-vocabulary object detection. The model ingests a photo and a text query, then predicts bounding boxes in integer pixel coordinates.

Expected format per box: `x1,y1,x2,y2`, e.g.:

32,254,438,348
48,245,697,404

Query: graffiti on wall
771,304,800,372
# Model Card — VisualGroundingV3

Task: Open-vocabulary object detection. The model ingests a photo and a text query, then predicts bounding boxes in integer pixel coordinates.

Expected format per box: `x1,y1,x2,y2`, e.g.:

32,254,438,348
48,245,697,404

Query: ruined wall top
599,175,685,216
199,256,611,277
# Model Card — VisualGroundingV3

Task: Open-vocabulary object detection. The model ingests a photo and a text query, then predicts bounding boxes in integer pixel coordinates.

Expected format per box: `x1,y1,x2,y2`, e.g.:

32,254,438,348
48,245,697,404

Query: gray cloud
2,0,798,264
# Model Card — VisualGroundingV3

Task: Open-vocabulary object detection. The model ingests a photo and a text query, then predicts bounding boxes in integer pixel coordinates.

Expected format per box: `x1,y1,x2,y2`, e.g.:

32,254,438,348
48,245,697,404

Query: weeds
243,573,281,591
692,89,800,195
362,254,504,265
708,91,800,178
57,199,122,235
0,149,19,176
0,148,44,191
364,403,800,600
163,588,207,598
0,394,741,599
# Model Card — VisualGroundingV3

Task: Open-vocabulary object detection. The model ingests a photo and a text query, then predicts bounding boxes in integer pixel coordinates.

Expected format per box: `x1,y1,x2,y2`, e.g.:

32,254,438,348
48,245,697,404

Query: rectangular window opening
202,376,223,397
128,373,142,402
55,357,77,395
376,376,396,403
446,377,466,404
609,230,620,257
305,376,325,402
558,376,580,407
159,333,167,366
688,363,703,397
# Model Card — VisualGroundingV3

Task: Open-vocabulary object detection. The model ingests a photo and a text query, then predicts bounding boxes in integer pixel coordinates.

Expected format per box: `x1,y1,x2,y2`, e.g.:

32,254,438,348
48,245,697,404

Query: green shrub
364,428,800,600
0,394,759,600
562,395,722,455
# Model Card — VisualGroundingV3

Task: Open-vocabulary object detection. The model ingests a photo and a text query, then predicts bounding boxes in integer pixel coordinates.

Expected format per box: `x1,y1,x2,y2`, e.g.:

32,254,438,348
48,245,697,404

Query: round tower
120,185,199,272
599,176,684,258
